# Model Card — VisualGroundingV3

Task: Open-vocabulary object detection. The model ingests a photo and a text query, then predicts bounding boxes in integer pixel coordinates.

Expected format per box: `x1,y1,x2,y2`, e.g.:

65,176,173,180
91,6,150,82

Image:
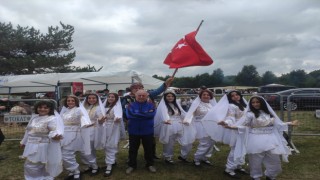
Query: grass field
0,136,319,180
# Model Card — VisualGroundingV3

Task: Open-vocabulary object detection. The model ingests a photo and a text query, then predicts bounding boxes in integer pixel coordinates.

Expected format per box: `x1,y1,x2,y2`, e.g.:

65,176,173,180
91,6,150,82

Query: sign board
72,82,83,95
4,115,32,123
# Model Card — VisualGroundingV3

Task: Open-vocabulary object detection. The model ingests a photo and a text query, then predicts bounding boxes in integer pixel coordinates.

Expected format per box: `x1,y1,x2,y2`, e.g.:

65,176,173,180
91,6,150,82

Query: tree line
153,65,320,88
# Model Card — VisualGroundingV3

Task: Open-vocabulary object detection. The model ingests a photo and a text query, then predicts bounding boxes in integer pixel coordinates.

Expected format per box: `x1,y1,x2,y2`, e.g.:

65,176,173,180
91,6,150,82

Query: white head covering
233,95,291,161
60,95,91,127
154,90,186,136
102,94,123,119
183,95,217,124
200,91,248,144
82,93,105,118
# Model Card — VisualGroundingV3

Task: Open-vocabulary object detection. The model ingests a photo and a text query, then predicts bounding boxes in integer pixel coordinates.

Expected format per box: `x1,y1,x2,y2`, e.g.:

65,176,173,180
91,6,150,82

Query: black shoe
178,156,191,163
266,176,275,180
63,174,74,180
104,165,112,177
165,159,174,165
201,160,213,166
90,167,100,176
153,155,161,159
235,168,249,175
81,167,92,174
224,171,241,179
193,160,201,167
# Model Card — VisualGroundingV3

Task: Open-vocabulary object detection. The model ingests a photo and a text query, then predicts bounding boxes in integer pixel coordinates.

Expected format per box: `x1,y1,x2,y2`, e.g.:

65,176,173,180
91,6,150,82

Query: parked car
266,88,320,110
258,84,296,93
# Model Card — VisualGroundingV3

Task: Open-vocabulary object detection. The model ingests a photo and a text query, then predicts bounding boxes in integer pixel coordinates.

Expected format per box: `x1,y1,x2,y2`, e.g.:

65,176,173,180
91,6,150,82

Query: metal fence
1,93,319,142
0,99,57,140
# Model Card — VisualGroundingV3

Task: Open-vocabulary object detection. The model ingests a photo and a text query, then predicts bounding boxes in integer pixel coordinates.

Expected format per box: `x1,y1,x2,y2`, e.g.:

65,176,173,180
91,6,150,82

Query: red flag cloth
164,31,213,68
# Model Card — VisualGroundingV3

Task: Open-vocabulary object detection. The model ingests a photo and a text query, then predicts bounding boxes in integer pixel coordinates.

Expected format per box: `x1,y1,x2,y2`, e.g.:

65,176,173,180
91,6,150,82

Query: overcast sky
1,0,319,77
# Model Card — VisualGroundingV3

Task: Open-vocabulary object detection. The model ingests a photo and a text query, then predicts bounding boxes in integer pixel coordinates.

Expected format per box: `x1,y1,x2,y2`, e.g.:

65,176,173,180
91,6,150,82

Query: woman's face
67,97,76,108
251,98,261,110
37,105,50,116
230,92,241,102
108,94,116,104
200,92,211,103
165,93,175,103
87,95,97,105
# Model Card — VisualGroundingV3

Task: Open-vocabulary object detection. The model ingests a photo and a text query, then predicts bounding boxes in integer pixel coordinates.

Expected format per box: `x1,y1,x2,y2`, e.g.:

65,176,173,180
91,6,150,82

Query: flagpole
171,68,178,78
195,20,204,35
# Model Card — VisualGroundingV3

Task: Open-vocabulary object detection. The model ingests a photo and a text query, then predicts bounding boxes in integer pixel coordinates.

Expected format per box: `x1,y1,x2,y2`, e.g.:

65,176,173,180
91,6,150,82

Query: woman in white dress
80,93,101,175
216,90,249,178
95,92,125,177
223,96,299,180
20,100,64,180
154,90,195,164
60,95,92,180
183,89,217,166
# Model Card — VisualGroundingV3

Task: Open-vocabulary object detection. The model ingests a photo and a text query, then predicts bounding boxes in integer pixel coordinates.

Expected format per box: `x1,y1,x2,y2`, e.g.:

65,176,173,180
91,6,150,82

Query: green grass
0,136,319,180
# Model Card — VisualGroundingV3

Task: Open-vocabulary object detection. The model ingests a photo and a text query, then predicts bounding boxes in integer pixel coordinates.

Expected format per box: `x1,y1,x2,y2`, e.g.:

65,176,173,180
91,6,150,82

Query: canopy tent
0,70,164,94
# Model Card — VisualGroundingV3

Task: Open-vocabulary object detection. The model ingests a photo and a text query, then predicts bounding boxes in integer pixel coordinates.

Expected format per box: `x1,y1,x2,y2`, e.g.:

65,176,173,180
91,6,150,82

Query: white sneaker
126,167,134,174
148,166,156,173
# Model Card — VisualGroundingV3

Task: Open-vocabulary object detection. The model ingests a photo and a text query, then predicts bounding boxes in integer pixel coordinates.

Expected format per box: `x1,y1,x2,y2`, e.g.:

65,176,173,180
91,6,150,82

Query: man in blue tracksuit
125,90,157,174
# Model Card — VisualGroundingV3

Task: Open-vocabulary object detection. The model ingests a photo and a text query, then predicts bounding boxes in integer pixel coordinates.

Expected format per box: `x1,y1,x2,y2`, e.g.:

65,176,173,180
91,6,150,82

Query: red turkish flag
164,31,213,68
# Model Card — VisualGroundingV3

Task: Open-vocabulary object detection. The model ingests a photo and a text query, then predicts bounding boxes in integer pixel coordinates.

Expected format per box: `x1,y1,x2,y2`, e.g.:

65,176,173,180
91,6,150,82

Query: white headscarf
183,95,217,124
233,95,291,161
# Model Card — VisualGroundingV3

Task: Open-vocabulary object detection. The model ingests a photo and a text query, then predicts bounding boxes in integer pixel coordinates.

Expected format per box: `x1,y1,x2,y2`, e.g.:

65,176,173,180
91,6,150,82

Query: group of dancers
19,83,298,180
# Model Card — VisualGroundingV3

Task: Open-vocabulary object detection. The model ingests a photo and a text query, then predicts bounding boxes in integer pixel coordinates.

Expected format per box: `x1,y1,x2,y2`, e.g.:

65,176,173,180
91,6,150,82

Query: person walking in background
20,101,64,180
220,96,299,180
80,93,100,176
95,92,125,177
154,90,195,165
60,95,92,180
125,90,157,174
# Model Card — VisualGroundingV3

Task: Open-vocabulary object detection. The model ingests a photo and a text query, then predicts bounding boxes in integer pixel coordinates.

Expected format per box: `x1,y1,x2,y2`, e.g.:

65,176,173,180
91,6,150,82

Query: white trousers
62,148,80,173
226,146,245,171
80,140,98,168
163,134,178,159
24,160,53,180
104,145,119,165
194,136,215,161
248,151,282,180
180,143,193,159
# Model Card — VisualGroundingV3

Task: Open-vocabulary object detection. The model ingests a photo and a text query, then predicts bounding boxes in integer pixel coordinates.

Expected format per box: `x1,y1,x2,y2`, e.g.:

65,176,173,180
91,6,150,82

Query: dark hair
199,89,214,99
105,93,119,114
249,96,273,118
63,95,80,107
130,82,144,90
164,92,181,115
34,101,55,115
84,93,99,107
227,90,247,111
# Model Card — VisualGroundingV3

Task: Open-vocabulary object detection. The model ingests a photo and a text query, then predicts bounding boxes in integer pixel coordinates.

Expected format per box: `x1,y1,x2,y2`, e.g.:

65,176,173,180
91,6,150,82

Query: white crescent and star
176,43,187,49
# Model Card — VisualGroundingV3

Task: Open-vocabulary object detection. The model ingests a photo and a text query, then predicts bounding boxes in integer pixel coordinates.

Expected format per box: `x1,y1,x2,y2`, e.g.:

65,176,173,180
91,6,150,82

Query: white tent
0,70,164,94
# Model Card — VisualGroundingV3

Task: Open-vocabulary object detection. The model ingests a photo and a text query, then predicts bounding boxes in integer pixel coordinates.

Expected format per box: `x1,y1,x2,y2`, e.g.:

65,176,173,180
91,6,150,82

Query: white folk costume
79,95,102,172
94,97,125,173
154,93,196,162
234,96,292,180
183,96,217,164
60,104,91,177
211,92,248,176
21,111,64,180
